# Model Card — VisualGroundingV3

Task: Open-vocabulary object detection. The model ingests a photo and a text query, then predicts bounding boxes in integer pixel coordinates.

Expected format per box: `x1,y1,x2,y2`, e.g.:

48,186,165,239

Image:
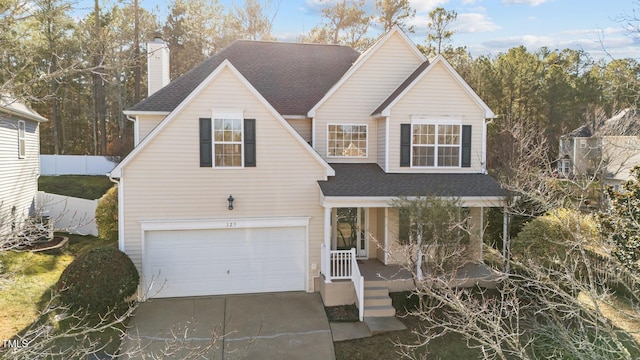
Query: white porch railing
321,245,364,321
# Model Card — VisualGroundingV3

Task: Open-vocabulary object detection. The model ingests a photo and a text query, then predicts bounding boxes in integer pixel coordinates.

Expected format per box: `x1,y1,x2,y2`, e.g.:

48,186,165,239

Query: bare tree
304,0,373,51
387,119,640,359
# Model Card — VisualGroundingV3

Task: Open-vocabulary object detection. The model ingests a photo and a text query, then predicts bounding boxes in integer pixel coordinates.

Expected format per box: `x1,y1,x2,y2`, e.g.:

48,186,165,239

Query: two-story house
109,27,507,318
559,108,640,188
0,94,47,243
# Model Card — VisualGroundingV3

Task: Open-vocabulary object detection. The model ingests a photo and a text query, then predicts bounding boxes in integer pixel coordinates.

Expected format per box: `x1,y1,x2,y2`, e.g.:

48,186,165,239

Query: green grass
38,175,115,200
0,234,117,341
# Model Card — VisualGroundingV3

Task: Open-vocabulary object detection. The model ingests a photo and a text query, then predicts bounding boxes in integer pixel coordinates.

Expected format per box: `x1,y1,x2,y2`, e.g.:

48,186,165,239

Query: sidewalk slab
330,322,372,342
363,316,407,334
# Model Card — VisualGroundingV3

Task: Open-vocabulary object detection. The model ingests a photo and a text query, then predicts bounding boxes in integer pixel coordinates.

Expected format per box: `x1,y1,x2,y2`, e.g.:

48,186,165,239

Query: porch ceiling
318,163,508,206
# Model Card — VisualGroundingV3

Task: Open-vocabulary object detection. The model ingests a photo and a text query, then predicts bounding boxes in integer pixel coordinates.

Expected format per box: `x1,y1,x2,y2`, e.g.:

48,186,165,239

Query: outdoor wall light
227,195,235,210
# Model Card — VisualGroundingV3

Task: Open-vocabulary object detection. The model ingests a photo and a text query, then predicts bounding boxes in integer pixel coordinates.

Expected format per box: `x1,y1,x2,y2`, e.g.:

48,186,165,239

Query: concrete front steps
363,280,396,318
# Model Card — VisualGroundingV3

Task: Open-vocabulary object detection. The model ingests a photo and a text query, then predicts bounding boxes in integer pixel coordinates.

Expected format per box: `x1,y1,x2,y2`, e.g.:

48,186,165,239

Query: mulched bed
325,304,359,322
20,236,68,253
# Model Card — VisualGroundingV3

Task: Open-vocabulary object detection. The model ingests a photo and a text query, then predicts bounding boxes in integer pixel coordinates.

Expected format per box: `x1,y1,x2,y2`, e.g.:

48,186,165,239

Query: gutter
126,114,140,146
482,117,496,175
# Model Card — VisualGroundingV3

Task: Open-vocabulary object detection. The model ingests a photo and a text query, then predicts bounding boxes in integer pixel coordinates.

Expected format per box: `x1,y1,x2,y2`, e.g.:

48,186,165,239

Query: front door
334,207,367,258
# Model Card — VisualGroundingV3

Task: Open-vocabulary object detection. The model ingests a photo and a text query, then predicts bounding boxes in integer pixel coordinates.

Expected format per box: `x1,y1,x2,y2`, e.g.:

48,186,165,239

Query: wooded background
1,0,638,174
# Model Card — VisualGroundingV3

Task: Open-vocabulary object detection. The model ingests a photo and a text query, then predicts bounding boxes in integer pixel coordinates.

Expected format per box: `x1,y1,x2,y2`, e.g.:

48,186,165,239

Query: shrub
95,185,118,241
57,246,139,314
512,208,599,263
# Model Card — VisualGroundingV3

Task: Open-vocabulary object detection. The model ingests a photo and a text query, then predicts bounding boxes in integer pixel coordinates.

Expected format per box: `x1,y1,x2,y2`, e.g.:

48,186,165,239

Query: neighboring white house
559,108,640,188
0,94,47,239
110,26,507,319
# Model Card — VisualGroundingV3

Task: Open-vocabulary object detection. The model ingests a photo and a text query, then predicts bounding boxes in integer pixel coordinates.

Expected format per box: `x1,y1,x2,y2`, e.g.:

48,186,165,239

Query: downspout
126,115,139,146
108,172,124,252
385,116,390,172
482,118,493,175
311,117,316,149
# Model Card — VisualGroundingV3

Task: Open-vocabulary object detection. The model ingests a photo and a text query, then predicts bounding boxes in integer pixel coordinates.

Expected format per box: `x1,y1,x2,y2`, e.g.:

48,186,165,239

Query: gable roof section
371,55,496,119
0,94,47,122
111,60,335,178
562,124,592,138
307,25,426,118
127,41,359,116
562,108,640,138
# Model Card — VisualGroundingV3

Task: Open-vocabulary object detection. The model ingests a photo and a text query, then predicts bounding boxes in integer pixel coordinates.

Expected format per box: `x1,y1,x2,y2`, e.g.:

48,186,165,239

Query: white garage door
144,226,306,298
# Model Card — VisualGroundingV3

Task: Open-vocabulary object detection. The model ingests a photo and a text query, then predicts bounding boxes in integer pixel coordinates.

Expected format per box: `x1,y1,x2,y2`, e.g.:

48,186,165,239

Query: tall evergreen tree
375,0,415,33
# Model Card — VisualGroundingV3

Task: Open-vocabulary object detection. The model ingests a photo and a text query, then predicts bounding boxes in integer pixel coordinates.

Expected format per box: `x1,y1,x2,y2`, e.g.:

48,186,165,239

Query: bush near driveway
0,234,117,340
56,246,138,314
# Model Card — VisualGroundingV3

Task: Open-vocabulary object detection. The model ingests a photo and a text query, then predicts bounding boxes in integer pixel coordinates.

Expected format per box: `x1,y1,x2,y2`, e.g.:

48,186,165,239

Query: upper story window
412,122,460,167
213,117,243,167
200,113,255,169
327,124,367,157
18,120,25,159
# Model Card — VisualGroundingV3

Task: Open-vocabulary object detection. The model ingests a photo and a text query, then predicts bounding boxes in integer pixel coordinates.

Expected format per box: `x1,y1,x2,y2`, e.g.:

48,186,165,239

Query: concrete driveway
120,292,335,360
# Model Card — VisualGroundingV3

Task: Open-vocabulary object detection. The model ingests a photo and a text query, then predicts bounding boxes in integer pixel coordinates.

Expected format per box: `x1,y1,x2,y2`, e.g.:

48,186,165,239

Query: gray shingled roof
129,40,360,115
371,61,430,116
563,124,592,138
319,163,507,197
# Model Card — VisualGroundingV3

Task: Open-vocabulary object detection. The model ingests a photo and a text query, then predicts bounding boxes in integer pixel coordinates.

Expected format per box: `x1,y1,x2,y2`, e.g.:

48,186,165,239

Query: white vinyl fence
40,155,118,176
37,191,99,236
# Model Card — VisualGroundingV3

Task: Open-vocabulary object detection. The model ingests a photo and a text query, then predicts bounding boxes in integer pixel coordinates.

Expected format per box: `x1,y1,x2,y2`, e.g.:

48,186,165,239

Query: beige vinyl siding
137,114,166,143
121,67,327,292
285,118,312,143
376,117,386,170
314,32,423,163
385,208,409,265
0,116,40,237
387,61,486,173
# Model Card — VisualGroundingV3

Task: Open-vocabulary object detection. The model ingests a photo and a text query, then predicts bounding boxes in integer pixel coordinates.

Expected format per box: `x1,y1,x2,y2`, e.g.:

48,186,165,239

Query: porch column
502,204,510,273
323,206,332,283
467,207,484,262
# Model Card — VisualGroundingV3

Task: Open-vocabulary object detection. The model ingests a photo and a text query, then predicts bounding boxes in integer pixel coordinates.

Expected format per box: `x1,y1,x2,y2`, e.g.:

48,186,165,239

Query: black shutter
244,119,256,167
199,118,212,167
461,125,471,168
400,124,411,167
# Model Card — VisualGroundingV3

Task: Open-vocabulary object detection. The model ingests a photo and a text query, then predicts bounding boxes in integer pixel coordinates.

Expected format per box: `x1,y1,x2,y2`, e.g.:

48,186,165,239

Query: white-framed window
559,159,572,177
18,120,25,159
411,121,461,167
327,124,367,157
213,116,243,168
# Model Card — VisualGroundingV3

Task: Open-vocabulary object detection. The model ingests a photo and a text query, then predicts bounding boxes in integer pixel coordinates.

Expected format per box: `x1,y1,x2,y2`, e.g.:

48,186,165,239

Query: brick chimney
146,33,170,96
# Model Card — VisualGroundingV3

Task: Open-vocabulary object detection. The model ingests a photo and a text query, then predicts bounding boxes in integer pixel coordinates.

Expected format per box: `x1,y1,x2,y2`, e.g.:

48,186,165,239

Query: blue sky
136,0,639,60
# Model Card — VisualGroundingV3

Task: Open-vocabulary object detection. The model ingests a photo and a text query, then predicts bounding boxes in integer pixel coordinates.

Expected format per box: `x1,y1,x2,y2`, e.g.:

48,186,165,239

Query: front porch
319,250,504,321
316,163,509,321
358,258,503,290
